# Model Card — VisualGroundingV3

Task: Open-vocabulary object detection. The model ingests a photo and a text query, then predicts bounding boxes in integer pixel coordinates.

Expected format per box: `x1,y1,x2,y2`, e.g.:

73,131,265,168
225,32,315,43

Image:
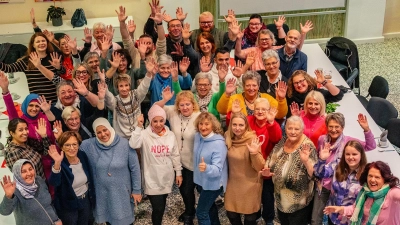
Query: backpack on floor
71,8,87,28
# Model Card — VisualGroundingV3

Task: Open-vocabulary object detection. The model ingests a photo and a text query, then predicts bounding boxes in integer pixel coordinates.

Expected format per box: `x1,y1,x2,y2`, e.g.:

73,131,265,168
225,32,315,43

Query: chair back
346,68,359,88
387,118,400,148
368,76,389,99
366,97,398,129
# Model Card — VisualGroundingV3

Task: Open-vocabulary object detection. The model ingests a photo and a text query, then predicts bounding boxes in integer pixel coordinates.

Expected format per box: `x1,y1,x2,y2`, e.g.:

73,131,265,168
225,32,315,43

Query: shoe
183,216,194,225
178,212,186,222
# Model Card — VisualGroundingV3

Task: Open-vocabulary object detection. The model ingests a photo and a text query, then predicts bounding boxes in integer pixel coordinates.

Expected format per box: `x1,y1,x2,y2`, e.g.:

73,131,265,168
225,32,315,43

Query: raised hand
150,11,163,24
231,99,242,113
0,71,10,93
323,206,344,215
72,78,89,96
299,143,312,164
314,69,325,84
48,145,63,163
199,56,212,72
49,52,62,70
37,95,51,113
171,42,184,56
115,6,128,23
35,118,48,138
266,107,278,124
247,136,262,154
30,8,36,26
319,142,331,160
99,35,112,51
275,81,287,100
162,86,174,102
182,23,192,40
137,114,144,128
228,19,242,37
237,29,244,40
218,63,229,82
290,102,300,116
145,57,158,76
162,11,172,23
149,0,161,17
198,157,207,172
82,27,93,43
300,20,314,34
53,120,63,140
65,35,78,53
127,20,136,34
179,57,190,74
245,51,256,67
176,7,188,21
105,25,115,41
137,40,148,57
29,52,41,68
97,82,107,100
231,60,243,78
357,113,370,132
225,78,237,95
224,9,236,23
109,51,122,69
42,30,55,43
260,166,275,177
274,15,286,28
170,61,179,81
0,175,16,199
97,68,106,83
175,175,183,187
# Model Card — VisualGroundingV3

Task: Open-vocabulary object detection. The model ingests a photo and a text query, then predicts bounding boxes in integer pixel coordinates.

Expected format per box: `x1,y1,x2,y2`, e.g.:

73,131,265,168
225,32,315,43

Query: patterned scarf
350,184,390,225
196,91,213,112
323,133,345,158
13,159,38,199
243,23,267,47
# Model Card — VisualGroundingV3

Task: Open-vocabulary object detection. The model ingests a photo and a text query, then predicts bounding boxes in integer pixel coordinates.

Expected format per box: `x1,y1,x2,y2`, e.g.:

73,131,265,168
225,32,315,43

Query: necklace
117,91,136,132
180,114,191,151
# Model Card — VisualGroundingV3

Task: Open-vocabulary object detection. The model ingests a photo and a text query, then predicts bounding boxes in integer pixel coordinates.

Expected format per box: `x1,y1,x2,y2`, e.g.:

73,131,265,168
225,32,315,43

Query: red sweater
300,111,327,148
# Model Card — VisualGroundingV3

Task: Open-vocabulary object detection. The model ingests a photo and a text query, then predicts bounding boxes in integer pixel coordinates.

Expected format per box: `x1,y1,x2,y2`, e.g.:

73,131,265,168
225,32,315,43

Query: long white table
302,44,400,178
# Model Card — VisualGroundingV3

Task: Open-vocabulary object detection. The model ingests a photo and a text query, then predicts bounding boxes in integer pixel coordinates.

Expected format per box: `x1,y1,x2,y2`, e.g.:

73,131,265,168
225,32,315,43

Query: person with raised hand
262,115,317,225
0,159,62,225
48,132,95,225
193,112,228,225
129,104,182,225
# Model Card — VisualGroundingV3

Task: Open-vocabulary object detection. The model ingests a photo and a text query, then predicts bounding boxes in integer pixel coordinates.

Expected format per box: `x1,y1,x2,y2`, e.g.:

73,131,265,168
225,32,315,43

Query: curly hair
175,91,200,114
287,70,318,98
359,161,400,188
194,112,224,135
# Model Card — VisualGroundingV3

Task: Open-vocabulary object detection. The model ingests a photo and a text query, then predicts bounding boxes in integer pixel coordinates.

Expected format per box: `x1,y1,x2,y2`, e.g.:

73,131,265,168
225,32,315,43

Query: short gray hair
257,29,276,45
325,112,345,128
93,22,106,31
83,52,100,63
286,115,305,131
242,70,261,86
158,54,173,66
262,49,279,61
194,72,212,85
62,106,81,121
56,80,74,96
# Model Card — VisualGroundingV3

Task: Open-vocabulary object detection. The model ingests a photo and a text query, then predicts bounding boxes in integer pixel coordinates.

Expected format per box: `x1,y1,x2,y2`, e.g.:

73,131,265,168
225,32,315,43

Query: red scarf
243,23,267,46
61,56,73,80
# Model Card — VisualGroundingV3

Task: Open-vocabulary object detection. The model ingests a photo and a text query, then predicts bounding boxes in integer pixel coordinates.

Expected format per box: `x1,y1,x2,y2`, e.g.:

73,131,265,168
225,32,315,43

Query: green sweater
173,80,225,120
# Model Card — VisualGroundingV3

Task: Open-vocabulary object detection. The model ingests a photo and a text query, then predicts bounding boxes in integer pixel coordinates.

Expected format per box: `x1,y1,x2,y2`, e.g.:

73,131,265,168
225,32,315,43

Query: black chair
346,68,359,88
357,76,389,108
0,43,27,64
366,97,398,129
387,118,400,148
266,23,289,46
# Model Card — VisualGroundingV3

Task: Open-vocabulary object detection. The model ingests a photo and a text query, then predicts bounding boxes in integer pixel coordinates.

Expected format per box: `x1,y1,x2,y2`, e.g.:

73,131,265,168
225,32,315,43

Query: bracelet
157,22,162,25
321,80,328,86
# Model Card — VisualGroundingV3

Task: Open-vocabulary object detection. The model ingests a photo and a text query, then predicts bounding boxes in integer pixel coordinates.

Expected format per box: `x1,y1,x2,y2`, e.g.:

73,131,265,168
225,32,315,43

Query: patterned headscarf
12,159,38,199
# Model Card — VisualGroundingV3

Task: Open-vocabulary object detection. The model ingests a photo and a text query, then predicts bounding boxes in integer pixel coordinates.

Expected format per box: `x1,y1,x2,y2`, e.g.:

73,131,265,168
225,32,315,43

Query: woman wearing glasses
286,70,343,117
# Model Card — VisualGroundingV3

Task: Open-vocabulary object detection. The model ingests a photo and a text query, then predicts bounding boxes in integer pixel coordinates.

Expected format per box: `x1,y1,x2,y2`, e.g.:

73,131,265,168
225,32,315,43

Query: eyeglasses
63,143,79,149
293,79,306,86
200,21,213,25
169,24,182,28
265,61,278,67
249,23,261,26
259,38,271,42
196,83,210,88
254,108,269,113
75,70,88,76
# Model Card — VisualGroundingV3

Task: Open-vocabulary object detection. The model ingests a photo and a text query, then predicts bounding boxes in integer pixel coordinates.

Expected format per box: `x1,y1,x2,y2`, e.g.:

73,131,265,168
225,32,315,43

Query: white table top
302,44,400,178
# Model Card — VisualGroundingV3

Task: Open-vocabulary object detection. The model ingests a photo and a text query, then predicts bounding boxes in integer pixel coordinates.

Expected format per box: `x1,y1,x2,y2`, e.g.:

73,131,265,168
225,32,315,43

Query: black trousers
148,194,168,225
179,167,196,217
226,211,258,225
261,179,275,224
277,203,313,225
57,193,93,225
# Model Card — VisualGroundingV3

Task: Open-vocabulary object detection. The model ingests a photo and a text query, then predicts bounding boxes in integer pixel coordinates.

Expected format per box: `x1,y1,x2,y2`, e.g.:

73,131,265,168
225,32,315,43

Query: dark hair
57,131,82,148
139,34,153,41
114,49,132,70
249,14,262,23
214,47,230,58
7,118,28,143
287,70,318,98
167,19,183,28
196,32,216,54
335,140,367,182
359,161,400,188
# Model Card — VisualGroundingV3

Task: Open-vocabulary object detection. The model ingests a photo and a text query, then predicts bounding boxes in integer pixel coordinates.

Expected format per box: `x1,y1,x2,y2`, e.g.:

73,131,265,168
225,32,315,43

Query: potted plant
46,2,66,27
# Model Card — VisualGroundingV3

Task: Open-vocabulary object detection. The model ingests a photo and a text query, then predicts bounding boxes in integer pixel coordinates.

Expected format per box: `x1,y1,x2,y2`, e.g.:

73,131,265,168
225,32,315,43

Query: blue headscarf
21,93,39,119
12,159,38,199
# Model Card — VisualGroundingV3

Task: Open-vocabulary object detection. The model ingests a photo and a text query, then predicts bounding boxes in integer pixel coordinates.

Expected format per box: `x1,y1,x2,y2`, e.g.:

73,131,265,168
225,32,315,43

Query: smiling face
248,18,262,33
231,117,246,138
62,136,79,159
264,57,280,78
75,66,90,85
199,15,214,32
26,101,41,117
367,167,385,192
33,36,47,53
93,28,105,41
11,122,29,145
198,118,213,137
118,55,128,73
254,101,269,121
95,125,111,143
117,80,131,98
215,52,230,69
86,56,100,71
196,78,212,98
58,85,77,106
21,163,36,185
344,146,361,171
285,30,301,50
178,98,194,117
285,120,303,142
292,74,309,94
65,111,81,132
306,97,321,116
199,37,212,54
151,116,165,134
59,38,70,55
327,120,344,142
258,33,273,50
244,79,259,99
168,20,183,39
158,63,171,78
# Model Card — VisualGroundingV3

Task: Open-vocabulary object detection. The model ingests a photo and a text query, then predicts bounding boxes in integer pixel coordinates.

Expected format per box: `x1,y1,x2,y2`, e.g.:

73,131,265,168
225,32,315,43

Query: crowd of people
0,1,399,225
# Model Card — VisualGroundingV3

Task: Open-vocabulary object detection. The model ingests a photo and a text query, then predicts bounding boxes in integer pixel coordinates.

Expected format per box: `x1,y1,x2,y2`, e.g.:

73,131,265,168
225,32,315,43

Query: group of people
0,1,399,225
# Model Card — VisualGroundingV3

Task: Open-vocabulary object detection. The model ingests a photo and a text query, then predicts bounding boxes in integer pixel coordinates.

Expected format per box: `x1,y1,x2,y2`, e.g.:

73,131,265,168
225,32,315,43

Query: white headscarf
13,159,38,199
92,118,116,146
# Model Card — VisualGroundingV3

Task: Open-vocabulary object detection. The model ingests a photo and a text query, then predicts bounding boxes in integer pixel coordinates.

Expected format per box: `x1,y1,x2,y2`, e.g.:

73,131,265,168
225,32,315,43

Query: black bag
71,8,87,28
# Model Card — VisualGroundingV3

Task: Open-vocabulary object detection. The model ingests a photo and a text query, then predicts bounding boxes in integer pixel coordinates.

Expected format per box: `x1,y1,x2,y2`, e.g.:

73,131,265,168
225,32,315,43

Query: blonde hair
256,29,276,46
225,112,255,148
304,91,326,116
62,106,81,121
114,74,132,91
194,112,224,135
199,11,213,19
72,63,94,91
254,98,270,109
175,91,200,114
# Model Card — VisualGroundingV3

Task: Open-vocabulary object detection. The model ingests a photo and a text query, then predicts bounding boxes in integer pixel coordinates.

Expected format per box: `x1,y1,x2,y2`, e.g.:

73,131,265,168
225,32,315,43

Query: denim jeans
196,185,222,225
179,167,196,217
261,179,275,224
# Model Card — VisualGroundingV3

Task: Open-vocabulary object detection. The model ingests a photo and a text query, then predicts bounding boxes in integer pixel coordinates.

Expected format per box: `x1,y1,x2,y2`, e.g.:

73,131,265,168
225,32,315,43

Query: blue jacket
48,150,95,211
193,132,228,191
278,47,308,79
149,73,192,105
